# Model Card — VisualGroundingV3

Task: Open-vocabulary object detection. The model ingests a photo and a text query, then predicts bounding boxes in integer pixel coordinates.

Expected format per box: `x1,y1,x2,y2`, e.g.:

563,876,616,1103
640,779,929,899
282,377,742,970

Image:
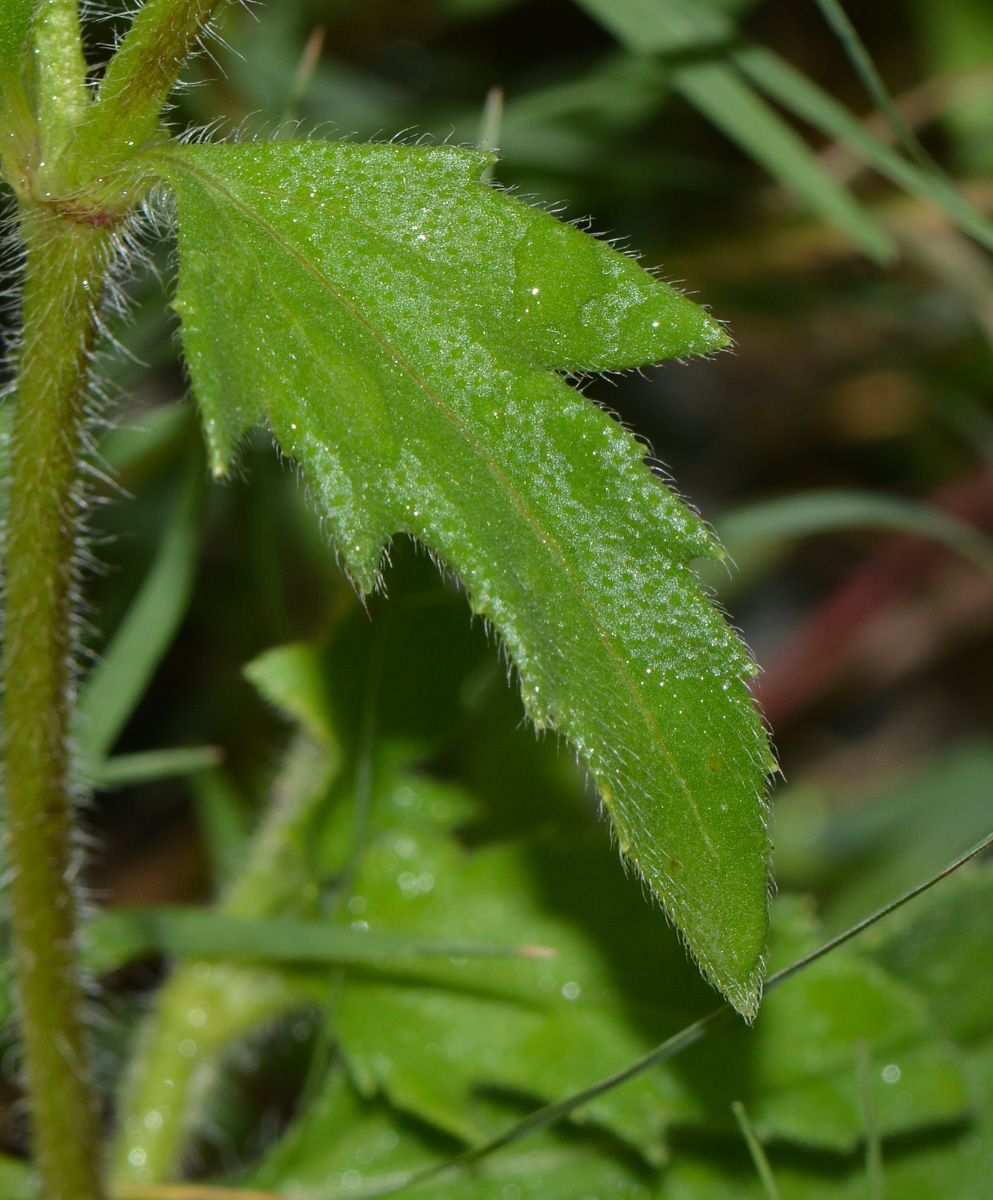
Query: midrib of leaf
155,149,702,824
149,140,773,1014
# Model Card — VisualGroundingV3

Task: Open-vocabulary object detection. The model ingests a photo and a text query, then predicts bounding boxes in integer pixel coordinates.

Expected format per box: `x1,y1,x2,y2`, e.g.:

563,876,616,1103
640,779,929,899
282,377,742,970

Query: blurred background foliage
4,0,993,1196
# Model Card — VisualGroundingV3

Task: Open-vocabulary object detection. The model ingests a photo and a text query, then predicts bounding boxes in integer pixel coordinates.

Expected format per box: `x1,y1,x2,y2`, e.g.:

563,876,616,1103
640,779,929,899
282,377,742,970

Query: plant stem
67,0,229,185
33,0,90,157
3,207,112,1200
109,733,337,1186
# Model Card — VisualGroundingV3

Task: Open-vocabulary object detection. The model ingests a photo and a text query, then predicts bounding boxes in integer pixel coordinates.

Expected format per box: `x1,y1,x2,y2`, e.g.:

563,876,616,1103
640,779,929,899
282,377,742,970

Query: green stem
67,0,229,184
3,208,112,1200
110,732,339,1184
33,0,90,159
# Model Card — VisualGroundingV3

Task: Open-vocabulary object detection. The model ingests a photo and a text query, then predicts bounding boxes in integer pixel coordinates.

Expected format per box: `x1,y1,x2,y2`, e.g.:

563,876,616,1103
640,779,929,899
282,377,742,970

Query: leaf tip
696,312,734,355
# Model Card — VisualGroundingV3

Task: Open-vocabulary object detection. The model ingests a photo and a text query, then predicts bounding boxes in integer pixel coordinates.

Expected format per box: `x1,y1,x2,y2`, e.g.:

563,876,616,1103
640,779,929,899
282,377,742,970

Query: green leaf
868,861,993,1044
244,640,337,745
242,1069,439,1196
244,1069,654,1200
148,139,774,1016
880,1036,993,1200
332,818,706,1155
0,0,34,87
665,1036,993,1199
323,771,965,1159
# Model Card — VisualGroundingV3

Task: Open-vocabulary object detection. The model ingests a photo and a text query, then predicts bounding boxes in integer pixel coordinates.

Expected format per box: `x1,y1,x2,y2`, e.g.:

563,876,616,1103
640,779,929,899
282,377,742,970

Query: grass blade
83,906,555,973
735,44,993,254
672,61,895,260
715,488,993,579
577,0,993,254
857,1040,886,1200
574,0,733,55
574,0,893,258
87,746,223,789
75,460,202,763
731,1100,781,1200
812,0,937,174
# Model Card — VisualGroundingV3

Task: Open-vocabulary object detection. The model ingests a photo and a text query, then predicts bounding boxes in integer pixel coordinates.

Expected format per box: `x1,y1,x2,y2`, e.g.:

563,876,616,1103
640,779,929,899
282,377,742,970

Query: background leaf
245,1069,655,1200
149,139,775,1015
0,1153,36,1200
867,861,993,1044
329,788,705,1156
74,458,203,766
0,0,34,91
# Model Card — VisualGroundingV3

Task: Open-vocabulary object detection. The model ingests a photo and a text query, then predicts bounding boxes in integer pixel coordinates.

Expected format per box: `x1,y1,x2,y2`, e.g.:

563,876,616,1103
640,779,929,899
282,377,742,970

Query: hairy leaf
148,140,774,1014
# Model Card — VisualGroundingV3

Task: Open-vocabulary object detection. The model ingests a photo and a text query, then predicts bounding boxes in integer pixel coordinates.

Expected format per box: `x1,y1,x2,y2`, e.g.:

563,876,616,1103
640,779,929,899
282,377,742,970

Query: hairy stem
33,0,89,157
67,0,230,185
3,208,112,1200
